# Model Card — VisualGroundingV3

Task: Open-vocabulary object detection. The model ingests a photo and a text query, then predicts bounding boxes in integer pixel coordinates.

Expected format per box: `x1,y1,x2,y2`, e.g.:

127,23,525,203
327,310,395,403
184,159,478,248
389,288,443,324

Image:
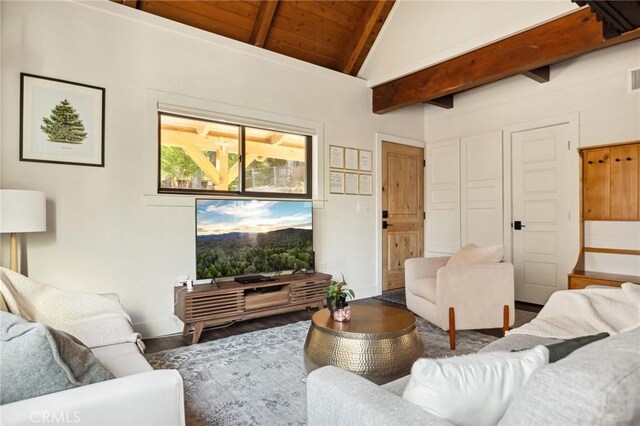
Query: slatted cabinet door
610,145,639,220
583,148,610,220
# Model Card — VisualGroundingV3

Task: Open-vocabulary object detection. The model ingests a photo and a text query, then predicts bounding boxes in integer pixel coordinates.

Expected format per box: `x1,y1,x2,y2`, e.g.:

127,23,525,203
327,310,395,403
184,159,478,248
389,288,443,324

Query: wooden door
382,142,424,291
583,148,610,220
511,124,570,304
610,145,639,220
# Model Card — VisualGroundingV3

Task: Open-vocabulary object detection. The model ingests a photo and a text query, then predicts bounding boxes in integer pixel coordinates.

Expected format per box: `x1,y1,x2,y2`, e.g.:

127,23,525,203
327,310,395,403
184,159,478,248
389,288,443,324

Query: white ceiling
359,0,577,87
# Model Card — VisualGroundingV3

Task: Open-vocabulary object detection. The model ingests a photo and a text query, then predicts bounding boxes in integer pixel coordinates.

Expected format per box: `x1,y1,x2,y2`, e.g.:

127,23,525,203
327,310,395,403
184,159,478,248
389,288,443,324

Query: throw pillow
545,332,609,362
446,243,504,267
0,311,114,404
402,345,549,426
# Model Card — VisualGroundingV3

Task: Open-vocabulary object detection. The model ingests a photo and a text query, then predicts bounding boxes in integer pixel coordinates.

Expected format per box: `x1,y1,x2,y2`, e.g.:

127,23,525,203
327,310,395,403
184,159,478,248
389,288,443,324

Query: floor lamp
0,190,47,272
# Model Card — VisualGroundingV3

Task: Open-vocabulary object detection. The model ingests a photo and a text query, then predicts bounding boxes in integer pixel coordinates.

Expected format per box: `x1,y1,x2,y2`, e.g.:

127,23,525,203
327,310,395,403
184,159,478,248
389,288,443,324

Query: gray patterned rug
145,318,497,426
374,288,407,305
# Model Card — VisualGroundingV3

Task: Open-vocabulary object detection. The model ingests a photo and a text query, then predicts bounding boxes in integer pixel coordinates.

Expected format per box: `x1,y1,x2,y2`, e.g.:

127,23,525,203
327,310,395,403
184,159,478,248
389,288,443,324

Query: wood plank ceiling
113,0,395,76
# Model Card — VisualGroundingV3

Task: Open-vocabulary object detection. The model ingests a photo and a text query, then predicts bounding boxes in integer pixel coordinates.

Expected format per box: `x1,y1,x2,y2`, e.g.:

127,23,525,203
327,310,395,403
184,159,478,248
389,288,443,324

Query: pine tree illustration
40,99,88,144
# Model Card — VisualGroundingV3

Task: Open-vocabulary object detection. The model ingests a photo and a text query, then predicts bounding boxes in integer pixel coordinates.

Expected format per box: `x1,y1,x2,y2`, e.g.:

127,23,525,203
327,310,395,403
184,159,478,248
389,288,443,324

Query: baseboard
134,315,184,338
352,284,380,300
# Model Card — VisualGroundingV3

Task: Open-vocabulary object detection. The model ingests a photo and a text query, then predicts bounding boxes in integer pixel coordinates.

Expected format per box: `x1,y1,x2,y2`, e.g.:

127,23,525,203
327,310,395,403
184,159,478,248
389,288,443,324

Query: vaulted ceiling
112,1,640,114
112,0,395,76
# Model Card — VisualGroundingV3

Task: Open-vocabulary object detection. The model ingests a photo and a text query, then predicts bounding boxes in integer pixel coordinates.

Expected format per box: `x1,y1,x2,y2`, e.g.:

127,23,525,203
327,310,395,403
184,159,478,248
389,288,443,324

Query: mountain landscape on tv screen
196,227,313,279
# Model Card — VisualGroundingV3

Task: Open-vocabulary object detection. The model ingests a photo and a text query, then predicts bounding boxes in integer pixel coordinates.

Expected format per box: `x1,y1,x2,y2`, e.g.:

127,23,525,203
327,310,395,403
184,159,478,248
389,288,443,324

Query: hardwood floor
144,297,542,354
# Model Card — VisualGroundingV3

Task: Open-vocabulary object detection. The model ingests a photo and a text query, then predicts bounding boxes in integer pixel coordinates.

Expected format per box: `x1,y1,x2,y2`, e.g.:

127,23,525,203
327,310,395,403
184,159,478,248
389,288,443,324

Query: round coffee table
303,303,424,384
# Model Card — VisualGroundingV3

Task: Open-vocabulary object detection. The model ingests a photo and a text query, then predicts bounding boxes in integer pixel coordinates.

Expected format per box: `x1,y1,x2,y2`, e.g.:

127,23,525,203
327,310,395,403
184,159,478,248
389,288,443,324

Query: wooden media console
175,272,331,343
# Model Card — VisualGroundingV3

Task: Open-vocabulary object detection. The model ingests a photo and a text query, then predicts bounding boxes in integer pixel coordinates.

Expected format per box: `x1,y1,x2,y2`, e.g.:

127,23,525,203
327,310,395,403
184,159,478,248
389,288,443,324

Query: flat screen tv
196,199,314,280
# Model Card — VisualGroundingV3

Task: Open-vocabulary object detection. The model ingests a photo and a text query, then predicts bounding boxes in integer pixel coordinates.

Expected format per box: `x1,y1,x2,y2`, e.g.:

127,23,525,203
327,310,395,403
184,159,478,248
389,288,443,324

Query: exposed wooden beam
573,0,640,38
339,1,389,75
113,0,139,8
522,65,551,83
270,133,286,145
249,0,279,47
372,8,640,114
425,95,454,109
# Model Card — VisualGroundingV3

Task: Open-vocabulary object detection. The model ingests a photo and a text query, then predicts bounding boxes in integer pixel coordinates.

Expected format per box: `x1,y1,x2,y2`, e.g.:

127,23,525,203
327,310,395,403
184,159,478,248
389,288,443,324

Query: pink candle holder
333,305,351,322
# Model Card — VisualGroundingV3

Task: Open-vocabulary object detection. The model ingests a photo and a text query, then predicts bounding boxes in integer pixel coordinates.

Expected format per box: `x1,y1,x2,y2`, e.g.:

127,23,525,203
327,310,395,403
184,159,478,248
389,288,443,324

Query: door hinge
567,140,570,150
423,159,426,167
423,212,426,220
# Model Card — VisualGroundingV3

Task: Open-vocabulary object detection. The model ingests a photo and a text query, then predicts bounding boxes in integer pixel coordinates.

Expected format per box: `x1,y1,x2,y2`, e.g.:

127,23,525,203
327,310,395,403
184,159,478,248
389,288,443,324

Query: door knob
512,221,526,230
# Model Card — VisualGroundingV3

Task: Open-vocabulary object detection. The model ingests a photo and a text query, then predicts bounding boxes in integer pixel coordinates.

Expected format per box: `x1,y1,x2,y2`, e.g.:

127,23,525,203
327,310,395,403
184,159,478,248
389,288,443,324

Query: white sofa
307,329,640,425
0,294,185,426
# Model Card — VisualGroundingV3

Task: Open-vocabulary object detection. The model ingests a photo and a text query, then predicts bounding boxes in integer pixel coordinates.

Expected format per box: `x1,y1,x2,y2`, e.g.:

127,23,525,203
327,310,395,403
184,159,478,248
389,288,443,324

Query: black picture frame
20,73,105,167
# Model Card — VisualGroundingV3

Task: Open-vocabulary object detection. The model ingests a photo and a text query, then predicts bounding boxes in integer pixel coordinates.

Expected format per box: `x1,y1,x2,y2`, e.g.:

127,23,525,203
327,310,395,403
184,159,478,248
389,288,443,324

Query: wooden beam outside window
372,8,640,114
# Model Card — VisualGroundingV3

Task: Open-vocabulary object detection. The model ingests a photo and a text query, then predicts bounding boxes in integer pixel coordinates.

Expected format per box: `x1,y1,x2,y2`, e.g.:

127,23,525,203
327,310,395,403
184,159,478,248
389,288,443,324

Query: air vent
630,68,640,93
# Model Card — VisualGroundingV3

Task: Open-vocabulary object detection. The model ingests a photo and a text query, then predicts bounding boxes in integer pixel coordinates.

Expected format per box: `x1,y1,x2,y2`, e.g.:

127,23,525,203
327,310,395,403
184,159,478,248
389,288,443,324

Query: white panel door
461,131,503,247
511,124,570,304
426,139,460,255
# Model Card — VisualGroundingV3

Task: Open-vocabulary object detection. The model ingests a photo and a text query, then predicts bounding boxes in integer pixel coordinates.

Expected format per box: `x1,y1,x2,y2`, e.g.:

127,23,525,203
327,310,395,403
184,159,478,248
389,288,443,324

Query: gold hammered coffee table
303,303,424,384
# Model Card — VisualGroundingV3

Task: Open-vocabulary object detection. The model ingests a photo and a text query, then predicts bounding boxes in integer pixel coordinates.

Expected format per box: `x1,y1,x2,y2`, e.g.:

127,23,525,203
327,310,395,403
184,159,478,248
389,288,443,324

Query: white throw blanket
0,267,143,350
509,283,640,339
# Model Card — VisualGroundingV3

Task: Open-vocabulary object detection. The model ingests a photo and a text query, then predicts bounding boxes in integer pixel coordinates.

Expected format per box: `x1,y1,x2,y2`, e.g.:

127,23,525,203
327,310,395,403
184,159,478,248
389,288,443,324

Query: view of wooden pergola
160,115,306,190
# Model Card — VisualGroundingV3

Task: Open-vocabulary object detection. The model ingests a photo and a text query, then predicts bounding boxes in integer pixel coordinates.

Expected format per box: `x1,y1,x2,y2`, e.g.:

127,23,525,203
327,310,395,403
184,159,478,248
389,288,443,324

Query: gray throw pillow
545,332,609,362
0,311,114,404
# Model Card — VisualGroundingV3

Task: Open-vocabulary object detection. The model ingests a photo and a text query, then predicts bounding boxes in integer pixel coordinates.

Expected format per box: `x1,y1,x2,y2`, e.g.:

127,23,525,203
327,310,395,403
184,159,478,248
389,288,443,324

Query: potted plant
324,274,355,314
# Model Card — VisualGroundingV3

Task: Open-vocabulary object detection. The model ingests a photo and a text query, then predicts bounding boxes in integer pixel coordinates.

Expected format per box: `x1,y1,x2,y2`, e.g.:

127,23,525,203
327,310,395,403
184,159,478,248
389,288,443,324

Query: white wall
0,1,424,336
360,0,575,86
424,40,640,276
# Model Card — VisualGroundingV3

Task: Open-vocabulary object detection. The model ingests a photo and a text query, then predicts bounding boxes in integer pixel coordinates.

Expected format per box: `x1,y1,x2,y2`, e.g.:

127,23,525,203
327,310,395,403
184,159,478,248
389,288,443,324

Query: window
158,112,311,198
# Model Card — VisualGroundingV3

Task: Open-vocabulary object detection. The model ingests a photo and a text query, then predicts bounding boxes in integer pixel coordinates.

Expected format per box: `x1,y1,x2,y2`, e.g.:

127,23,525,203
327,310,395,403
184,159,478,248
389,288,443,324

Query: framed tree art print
20,73,105,167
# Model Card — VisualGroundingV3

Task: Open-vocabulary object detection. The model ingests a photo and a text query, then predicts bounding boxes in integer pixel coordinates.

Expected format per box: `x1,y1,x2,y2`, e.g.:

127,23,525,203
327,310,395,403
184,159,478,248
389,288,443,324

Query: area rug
374,288,407,305
145,318,497,426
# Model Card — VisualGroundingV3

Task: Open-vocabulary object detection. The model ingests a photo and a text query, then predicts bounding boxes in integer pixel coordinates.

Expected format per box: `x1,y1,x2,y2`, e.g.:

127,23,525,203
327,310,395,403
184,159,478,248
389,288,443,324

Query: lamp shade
0,190,47,233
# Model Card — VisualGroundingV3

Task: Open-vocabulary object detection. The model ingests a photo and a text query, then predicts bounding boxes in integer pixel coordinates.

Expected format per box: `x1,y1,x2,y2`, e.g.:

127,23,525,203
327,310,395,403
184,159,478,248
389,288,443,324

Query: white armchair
405,256,515,349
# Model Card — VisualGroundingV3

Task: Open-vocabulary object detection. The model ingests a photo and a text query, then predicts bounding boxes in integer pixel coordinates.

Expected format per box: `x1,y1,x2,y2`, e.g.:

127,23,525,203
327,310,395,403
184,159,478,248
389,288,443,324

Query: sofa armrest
405,256,451,283
436,262,515,330
307,366,452,426
1,370,185,426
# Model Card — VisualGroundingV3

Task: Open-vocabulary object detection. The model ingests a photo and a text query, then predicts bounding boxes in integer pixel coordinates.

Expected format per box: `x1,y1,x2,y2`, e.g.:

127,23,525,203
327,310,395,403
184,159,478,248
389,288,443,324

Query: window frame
157,111,313,199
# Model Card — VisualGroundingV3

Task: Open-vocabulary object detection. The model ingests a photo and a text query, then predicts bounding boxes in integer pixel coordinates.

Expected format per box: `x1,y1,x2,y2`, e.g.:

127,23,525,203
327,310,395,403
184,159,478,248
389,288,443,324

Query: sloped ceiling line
112,0,395,76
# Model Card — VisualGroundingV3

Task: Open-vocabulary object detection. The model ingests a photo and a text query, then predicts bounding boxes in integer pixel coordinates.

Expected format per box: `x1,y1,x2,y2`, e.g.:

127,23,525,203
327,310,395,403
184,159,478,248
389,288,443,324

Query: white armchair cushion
407,277,437,303
446,243,504,267
402,346,549,426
